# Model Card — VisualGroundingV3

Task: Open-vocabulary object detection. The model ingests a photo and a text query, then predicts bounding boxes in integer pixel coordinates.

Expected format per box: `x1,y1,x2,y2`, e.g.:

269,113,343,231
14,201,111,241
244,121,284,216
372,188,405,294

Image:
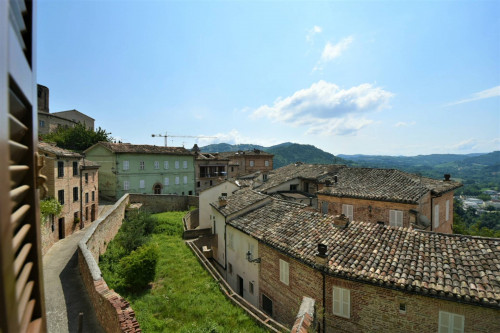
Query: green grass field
102,211,268,333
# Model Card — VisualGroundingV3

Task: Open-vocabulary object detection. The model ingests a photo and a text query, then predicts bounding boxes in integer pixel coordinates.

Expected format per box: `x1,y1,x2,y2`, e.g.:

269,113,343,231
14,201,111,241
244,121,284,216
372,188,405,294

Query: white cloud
452,139,478,151
446,86,500,106
321,36,353,62
196,129,279,147
394,121,416,127
250,80,393,136
306,25,322,42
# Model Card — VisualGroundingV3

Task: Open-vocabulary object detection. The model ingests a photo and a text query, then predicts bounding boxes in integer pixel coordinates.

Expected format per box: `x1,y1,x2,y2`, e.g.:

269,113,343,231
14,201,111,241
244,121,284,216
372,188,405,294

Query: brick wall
78,193,141,332
432,191,454,233
129,193,198,213
259,243,499,332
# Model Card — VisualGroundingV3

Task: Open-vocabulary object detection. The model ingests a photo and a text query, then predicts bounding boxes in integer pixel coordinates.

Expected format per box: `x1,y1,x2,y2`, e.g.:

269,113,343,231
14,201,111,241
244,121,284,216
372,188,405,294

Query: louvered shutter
1,1,46,331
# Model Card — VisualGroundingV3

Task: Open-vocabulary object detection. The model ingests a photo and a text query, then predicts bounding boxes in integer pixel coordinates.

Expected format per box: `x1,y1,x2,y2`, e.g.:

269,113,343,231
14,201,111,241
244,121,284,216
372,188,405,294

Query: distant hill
200,142,347,168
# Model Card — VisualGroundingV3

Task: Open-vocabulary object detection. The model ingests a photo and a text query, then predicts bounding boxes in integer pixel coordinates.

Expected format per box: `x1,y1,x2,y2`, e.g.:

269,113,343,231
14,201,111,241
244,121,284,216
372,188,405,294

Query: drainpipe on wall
322,271,326,332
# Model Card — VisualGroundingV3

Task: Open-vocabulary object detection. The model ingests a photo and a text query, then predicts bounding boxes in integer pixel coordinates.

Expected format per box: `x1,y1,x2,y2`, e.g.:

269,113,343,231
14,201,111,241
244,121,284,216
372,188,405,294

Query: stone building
85,142,195,199
192,144,230,194
37,84,95,135
219,149,274,178
38,142,100,253
205,189,499,332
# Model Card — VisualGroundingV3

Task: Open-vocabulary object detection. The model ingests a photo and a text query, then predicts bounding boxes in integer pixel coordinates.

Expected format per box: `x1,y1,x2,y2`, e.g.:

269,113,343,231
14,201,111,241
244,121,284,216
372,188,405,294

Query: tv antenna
151,132,217,147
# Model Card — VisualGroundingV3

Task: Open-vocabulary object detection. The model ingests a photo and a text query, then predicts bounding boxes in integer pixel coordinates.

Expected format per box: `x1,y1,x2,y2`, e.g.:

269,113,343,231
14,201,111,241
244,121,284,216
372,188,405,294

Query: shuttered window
389,210,403,227
154,161,159,169
332,287,350,318
434,204,440,229
342,204,353,222
279,259,289,285
446,200,450,221
123,160,129,170
439,311,464,333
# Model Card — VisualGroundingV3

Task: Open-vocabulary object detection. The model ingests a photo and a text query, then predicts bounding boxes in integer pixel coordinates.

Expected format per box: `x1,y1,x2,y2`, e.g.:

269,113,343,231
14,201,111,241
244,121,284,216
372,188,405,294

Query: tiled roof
89,142,193,155
318,167,462,203
211,187,269,217
229,198,500,308
218,149,274,158
256,163,345,192
195,152,229,161
38,141,82,158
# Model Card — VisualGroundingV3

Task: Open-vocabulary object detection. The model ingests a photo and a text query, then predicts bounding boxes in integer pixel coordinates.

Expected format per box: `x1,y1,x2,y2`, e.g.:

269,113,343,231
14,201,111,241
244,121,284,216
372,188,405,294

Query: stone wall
78,194,141,332
129,193,198,213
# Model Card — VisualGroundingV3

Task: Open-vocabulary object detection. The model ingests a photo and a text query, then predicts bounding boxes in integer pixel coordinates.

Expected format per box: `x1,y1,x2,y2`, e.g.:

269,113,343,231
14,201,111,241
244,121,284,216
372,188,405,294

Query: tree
40,123,113,152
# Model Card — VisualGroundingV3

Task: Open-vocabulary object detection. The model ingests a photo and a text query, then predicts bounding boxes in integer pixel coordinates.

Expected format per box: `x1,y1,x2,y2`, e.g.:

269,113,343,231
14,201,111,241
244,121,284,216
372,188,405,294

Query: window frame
183,175,188,184
279,259,289,286
175,176,180,185
332,286,350,318
342,204,354,222
73,187,79,202
438,311,464,333
249,160,254,167
139,179,145,189
123,160,129,170
58,189,65,205
389,210,403,227
123,180,130,190
164,177,169,186
183,160,188,169
154,161,160,169
139,161,145,170
73,161,78,176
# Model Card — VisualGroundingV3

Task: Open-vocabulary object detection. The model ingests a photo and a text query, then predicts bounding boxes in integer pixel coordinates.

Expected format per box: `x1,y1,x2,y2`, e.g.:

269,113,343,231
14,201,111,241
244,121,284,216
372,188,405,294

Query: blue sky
37,0,500,156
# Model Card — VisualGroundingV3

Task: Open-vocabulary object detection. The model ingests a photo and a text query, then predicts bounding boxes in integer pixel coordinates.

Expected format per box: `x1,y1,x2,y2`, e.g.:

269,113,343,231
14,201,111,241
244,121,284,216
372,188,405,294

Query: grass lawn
105,211,269,333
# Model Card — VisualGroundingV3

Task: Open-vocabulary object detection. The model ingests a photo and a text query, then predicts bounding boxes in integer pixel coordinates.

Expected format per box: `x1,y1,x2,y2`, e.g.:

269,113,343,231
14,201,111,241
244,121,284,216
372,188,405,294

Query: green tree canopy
40,123,113,152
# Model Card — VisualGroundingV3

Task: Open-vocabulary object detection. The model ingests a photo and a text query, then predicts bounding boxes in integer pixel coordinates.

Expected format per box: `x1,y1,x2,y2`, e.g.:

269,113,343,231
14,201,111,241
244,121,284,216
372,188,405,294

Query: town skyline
37,0,499,156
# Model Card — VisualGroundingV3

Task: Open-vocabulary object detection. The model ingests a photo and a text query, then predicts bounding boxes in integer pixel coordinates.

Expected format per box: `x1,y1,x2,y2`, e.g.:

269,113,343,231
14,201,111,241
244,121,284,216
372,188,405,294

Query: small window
175,161,179,169
183,160,188,169
332,286,350,318
290,184,298,191
188,190,192,195
262,295,273,316
263,174,268,181
197,181,200,187
279,259,289,285
85,173,88,184
73,187,79,201
209,180,213,186
58,161,64,177
321,202,328,215
249,160,254,167
58,189,65,204
40,120,45,127
445,200,450,221
434,204,440,228
439,311,464,333
123,160,129,170
140,161,145,170
265,160,269,167
183,176,188,184
140,180,145,188
399,303,406,314
175,176,179,185
231,166,234,172
342,204,354,222
228,263,233,275
123,181,130,190
249,282,254,295
92,191,95,201
389,210,403,227
73,161,78,176
154,161,160,169
164,177,169,186
164,161,169,169
85,192,89,204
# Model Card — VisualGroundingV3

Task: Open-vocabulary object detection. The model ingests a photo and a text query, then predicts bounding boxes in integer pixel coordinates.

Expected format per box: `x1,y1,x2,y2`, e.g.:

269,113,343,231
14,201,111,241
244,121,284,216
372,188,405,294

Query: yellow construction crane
151,132,217,147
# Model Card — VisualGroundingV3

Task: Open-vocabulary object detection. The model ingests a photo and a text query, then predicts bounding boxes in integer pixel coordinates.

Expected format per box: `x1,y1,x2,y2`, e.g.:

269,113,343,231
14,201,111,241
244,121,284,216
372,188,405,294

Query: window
231,166,234,172
446,200,450,221
262,295,273,316
332,287,350,318
154,161,160,169
85,173,88,184
342,204,354,222
434,204,440,229
73,187,79,201
123,160,129,170
197,181,200,187
290,184,298,191
92,191,95,201
164,177,169,186
124,181,130,190
228,263,233,275
73,161,78,176
183,160,187,169
209,180,213,186
249,160,254,167
188,190,192,195
263,174,268,181
140,180,145,188
321,202,328,215
175,161,179,169
140,161,145,170
58,189,65,205
85,192,89,204
389,210,403,227
164,161,169,169
439,311,464,333
228,232,234,249
175,176,179,185
279,259,289,285
249,282,254,294
265,160,269,167
399,303,406,314
40,120,45,127
58,161,64,177
183,176,188,184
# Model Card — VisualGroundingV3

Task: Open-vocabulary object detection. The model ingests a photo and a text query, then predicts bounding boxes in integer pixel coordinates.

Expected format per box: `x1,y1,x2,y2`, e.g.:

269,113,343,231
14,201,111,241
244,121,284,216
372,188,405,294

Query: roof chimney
333,214,349,228
218,195,227,207
315,243,328,266
444,174,451,181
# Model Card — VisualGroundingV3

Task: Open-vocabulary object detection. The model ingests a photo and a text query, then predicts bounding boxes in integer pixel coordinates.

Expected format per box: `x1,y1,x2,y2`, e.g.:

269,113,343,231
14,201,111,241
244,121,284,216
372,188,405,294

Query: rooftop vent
218,196,227,207
444,174,451,181
315,243,328,266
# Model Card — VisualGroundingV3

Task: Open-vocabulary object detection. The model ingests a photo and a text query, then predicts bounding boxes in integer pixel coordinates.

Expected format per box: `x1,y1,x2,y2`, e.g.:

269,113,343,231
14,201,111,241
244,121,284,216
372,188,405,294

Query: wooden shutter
1,0,46,332
333,287,350,318
279,259,289,285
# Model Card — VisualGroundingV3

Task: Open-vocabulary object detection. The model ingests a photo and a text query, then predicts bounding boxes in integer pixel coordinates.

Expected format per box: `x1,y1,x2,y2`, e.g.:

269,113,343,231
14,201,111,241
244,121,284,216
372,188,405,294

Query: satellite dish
418,215,430,227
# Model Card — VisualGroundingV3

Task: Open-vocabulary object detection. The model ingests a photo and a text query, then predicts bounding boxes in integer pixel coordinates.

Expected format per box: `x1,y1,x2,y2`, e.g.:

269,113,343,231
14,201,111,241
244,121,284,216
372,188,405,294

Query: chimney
315,243,328,266
333,214,349,228
218,195,227,207
444,174,451,181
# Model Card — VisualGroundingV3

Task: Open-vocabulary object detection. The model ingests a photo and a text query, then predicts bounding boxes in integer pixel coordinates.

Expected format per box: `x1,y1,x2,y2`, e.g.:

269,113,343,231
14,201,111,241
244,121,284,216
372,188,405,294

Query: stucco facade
199,181,238,230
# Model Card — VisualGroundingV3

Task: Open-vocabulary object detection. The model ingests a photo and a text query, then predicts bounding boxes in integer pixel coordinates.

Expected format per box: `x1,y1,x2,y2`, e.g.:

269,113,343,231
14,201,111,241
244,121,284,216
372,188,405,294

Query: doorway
237,275,244,297
58,218,65,239
153,183,162,194
91,204,95,222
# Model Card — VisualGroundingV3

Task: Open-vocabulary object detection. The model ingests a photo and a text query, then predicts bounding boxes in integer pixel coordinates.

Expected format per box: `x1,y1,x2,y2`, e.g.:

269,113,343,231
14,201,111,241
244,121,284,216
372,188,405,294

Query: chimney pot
315,243,328,266
218,196,227,207
444,174,451,181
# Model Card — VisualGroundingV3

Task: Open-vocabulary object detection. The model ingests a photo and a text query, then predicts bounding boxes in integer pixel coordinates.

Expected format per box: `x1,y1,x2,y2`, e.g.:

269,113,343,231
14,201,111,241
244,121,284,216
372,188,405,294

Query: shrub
117,210,156,252
119,242,159,291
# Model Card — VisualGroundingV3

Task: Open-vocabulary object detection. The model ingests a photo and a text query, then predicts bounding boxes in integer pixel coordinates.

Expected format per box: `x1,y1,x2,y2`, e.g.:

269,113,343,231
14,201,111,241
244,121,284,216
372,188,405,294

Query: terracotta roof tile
90,142,193,155
38,141,82,158
228,198,499,308
211,187,269,217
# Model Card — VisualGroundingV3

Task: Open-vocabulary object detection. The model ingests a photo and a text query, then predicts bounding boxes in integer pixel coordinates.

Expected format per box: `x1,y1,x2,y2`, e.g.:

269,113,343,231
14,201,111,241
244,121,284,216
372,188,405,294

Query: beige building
38,142,99,253
219,149,274,178
192,145,230,194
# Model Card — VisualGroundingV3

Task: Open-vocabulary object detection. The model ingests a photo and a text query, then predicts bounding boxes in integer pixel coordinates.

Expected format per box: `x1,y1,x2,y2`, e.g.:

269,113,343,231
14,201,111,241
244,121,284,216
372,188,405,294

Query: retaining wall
129,194,198,213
